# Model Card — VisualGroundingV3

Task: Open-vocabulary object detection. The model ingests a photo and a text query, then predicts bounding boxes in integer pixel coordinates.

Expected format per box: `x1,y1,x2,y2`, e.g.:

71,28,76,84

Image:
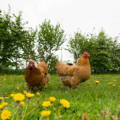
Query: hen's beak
28,64,34,70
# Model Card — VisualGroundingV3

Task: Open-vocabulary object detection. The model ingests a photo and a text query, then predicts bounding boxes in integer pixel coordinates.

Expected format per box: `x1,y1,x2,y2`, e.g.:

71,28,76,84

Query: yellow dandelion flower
0,105,4,110
16,86,20,90
23,90,27,94
108,82,114,85
5,97,9,99
0,102,8,110
1,110,11,120
112,84,116,87
42,101,51,107
2,102,8,107
49,97,56,102
19,101,25,106
12,93,25,102
10,93,15,97
0,97,4,100
40,110,51,117
25,93,35,98
36,92,40,95
95,80,100,84
60,99,70,108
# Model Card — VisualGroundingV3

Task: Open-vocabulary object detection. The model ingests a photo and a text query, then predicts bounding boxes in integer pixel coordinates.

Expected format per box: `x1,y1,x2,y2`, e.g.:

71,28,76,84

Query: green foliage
0,10,37,70
0,68,23,75
1,10,120,74
37,20,65,72
68,31,120,73
67,33,88,61
0,11,64,73
0,10,14,67
21,28,37,63
91,32,113,73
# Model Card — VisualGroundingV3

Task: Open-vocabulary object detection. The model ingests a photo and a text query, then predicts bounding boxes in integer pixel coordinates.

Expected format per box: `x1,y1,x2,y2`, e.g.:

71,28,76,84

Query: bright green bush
68,31,120,73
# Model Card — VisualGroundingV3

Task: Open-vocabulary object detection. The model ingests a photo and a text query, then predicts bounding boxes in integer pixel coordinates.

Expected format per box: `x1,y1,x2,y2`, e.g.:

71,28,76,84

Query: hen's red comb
83,52,90,57
28,60,35,65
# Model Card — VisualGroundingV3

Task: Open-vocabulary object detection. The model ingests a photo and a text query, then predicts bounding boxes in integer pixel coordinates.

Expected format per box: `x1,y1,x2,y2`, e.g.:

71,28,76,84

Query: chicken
25,60,50,90
56,52,91,88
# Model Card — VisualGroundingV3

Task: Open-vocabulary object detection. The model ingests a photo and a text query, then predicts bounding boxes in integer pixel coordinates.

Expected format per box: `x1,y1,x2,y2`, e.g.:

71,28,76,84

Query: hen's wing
56,61,78,76
38,61,48,73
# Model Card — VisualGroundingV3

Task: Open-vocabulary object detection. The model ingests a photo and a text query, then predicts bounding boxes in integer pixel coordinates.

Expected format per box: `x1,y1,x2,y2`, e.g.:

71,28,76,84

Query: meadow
0,74,120,120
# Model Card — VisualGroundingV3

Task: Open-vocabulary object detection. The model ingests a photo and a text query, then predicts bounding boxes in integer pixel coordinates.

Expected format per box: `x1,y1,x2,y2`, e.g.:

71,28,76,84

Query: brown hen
25,60,50,90
56,52,91,88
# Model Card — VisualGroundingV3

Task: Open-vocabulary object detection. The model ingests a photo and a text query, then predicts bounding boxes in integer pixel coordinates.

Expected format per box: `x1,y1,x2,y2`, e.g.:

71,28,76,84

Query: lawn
0,74,120,120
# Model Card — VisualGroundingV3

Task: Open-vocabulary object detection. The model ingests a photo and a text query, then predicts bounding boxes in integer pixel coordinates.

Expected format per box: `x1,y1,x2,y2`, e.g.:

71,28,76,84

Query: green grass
0,74,120,120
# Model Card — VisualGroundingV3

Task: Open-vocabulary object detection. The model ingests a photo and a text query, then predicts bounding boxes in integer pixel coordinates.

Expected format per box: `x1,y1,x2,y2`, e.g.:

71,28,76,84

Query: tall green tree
37,20,65,72
0,10,14,68
109,37,120,72
91,32,113,73
9,12,28,69
68,31,120,73
0,10,37,70
67,33,89,62
21,28,37,65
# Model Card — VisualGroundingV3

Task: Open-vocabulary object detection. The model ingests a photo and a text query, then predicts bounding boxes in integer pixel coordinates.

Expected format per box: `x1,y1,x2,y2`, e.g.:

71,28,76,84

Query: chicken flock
24,52,91,90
